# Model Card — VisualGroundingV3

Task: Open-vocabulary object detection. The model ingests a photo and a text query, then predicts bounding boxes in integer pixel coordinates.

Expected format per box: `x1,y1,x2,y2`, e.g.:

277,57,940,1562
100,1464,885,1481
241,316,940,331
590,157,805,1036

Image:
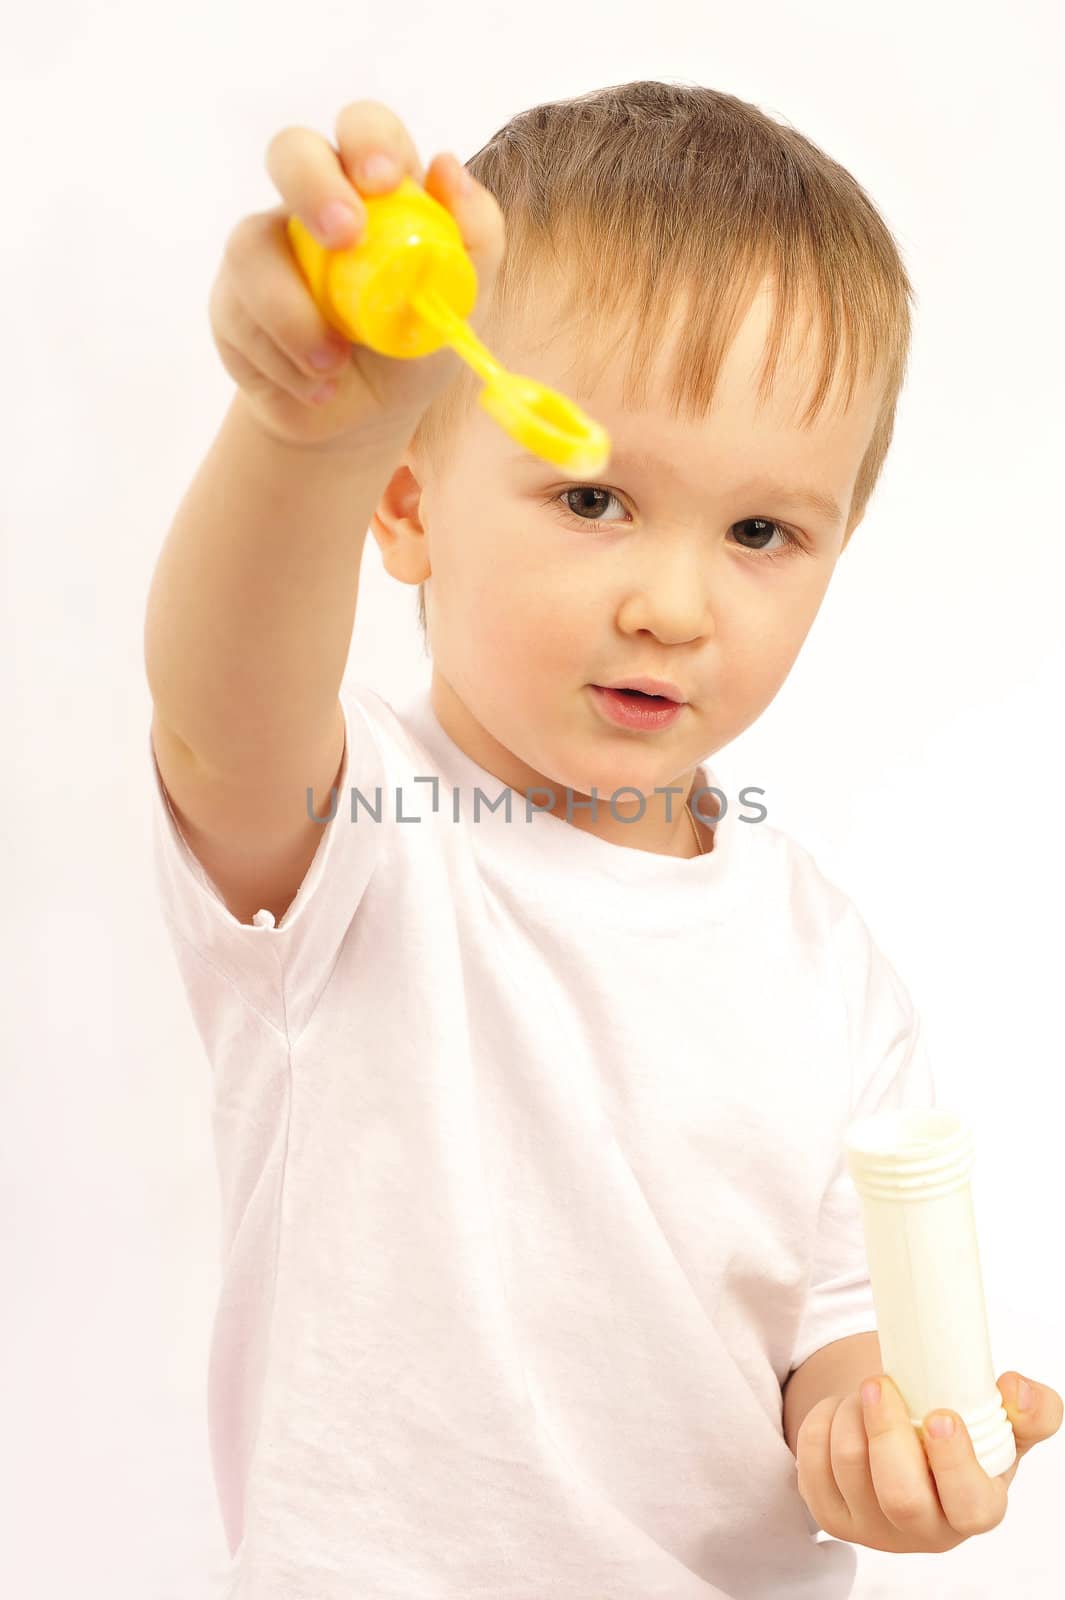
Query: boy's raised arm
142,102,504,923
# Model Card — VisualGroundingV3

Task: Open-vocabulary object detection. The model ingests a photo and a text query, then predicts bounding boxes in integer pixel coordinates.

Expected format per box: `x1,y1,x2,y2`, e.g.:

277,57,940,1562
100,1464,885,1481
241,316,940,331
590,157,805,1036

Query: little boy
144,81,1020,1599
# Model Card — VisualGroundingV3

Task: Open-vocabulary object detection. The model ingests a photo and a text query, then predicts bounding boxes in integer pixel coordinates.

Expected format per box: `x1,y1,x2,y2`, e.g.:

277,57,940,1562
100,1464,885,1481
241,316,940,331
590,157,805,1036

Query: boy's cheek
480,586,581,676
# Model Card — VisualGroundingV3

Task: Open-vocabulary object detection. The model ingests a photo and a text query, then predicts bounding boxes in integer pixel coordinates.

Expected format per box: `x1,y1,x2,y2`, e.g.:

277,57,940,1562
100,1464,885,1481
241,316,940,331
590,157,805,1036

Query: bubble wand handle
409,284,504,387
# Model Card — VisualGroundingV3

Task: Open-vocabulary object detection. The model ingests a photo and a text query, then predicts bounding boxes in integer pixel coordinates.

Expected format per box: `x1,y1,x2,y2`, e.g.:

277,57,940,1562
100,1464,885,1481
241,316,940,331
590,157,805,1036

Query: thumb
999,1371,1064,1457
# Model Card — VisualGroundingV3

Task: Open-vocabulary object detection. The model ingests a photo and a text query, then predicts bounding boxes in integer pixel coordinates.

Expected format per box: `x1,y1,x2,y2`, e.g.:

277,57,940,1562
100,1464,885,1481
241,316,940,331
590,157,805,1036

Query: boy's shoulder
744,811,890,978
339,677,439,776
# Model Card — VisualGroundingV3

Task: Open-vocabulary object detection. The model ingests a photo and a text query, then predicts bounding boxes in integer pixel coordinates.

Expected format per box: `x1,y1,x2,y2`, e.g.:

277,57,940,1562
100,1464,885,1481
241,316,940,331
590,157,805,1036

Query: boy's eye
556,485,628,523
547,485,803,562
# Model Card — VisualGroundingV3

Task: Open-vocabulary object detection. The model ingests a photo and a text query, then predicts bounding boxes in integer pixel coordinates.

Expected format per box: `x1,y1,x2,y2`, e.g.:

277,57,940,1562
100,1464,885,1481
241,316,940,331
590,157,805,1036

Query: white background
3,1,1063,1594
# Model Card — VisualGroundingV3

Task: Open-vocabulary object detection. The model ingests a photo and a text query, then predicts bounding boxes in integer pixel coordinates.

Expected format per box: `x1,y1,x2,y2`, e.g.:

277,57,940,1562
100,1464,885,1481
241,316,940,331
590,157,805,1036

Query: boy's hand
795,1371,1062,1552
208,99,505,452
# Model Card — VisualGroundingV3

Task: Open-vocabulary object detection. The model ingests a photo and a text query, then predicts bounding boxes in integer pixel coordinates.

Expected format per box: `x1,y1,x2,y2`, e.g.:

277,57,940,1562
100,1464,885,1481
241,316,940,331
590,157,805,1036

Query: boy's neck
428,670,715,859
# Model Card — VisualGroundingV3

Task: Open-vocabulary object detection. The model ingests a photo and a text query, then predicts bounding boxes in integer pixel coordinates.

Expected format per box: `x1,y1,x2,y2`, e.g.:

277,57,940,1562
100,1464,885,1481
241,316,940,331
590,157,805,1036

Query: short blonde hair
411,79,915,645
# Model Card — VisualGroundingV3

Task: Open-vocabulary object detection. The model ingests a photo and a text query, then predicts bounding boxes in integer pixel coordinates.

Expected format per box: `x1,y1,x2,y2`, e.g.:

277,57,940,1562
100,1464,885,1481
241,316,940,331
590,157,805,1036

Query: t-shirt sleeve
787,902,937,1376
148,680,386,1041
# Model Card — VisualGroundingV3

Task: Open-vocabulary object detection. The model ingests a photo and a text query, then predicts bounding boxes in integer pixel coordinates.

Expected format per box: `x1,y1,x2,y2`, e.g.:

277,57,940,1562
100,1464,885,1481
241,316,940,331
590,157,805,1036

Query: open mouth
589,685,685,730
602,687,675,703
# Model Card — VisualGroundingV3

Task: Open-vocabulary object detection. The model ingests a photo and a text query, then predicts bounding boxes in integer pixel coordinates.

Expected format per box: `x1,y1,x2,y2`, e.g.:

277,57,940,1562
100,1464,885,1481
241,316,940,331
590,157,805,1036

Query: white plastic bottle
844,1108,1016,1479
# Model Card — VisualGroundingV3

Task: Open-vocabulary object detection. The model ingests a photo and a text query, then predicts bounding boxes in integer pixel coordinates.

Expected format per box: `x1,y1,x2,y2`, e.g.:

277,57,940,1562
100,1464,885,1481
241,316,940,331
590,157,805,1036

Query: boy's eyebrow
511,445,845,526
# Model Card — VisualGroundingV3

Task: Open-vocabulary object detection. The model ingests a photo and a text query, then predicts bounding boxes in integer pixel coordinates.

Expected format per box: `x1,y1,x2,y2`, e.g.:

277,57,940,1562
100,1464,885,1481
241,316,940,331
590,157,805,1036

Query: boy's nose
615,564,713,645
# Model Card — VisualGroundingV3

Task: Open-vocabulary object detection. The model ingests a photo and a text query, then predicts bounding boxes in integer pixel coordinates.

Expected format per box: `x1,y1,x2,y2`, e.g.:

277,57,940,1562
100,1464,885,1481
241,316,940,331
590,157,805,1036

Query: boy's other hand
795,1371,1062,1552
208,99,506,452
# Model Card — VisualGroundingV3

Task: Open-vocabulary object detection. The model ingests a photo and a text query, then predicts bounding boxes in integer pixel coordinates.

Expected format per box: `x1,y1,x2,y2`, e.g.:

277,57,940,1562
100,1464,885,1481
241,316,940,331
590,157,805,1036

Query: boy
144,81,1057,1598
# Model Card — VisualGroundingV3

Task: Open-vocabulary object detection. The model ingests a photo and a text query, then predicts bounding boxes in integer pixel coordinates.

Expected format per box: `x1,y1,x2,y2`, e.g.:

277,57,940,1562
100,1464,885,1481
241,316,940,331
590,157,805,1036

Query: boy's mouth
596,677,686,703
588,684,687,730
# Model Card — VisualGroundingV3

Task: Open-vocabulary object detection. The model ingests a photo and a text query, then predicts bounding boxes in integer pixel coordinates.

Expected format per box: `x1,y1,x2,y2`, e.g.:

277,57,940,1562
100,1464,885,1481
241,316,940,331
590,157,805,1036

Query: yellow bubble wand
287,175,610,476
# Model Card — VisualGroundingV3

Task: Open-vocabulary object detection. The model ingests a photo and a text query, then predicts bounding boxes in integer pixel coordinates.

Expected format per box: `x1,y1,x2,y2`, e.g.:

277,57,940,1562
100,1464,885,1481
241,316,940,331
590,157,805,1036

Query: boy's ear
369,454,432,587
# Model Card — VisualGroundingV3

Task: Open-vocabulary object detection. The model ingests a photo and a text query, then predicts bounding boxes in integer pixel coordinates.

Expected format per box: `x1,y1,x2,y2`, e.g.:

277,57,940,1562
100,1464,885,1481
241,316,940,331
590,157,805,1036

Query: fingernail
309,332,349,369
358,152,400,187
318,202,358,245
861,1380,880,1407
1017,1378,1035,1412
927,1414,955,1439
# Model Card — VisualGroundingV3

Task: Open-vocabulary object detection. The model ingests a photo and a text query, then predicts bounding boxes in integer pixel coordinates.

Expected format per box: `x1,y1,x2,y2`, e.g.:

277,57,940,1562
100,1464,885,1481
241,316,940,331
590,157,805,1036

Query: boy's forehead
508,277,862,418
492,277,884,499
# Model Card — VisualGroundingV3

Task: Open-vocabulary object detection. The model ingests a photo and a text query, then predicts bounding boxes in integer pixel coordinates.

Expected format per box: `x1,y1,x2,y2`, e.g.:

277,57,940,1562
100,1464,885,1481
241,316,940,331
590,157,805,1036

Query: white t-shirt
149,678,935,1600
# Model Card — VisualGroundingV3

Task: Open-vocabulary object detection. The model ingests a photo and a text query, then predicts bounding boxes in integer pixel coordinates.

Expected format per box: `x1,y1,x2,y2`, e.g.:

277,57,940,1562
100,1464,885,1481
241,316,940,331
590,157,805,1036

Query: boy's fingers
918,1407,1008,1535
266,103,426,251
265,124,369,248
860,1376,943,1537
334,98,426,193
220,209,353,381
999,1372,1065,1452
